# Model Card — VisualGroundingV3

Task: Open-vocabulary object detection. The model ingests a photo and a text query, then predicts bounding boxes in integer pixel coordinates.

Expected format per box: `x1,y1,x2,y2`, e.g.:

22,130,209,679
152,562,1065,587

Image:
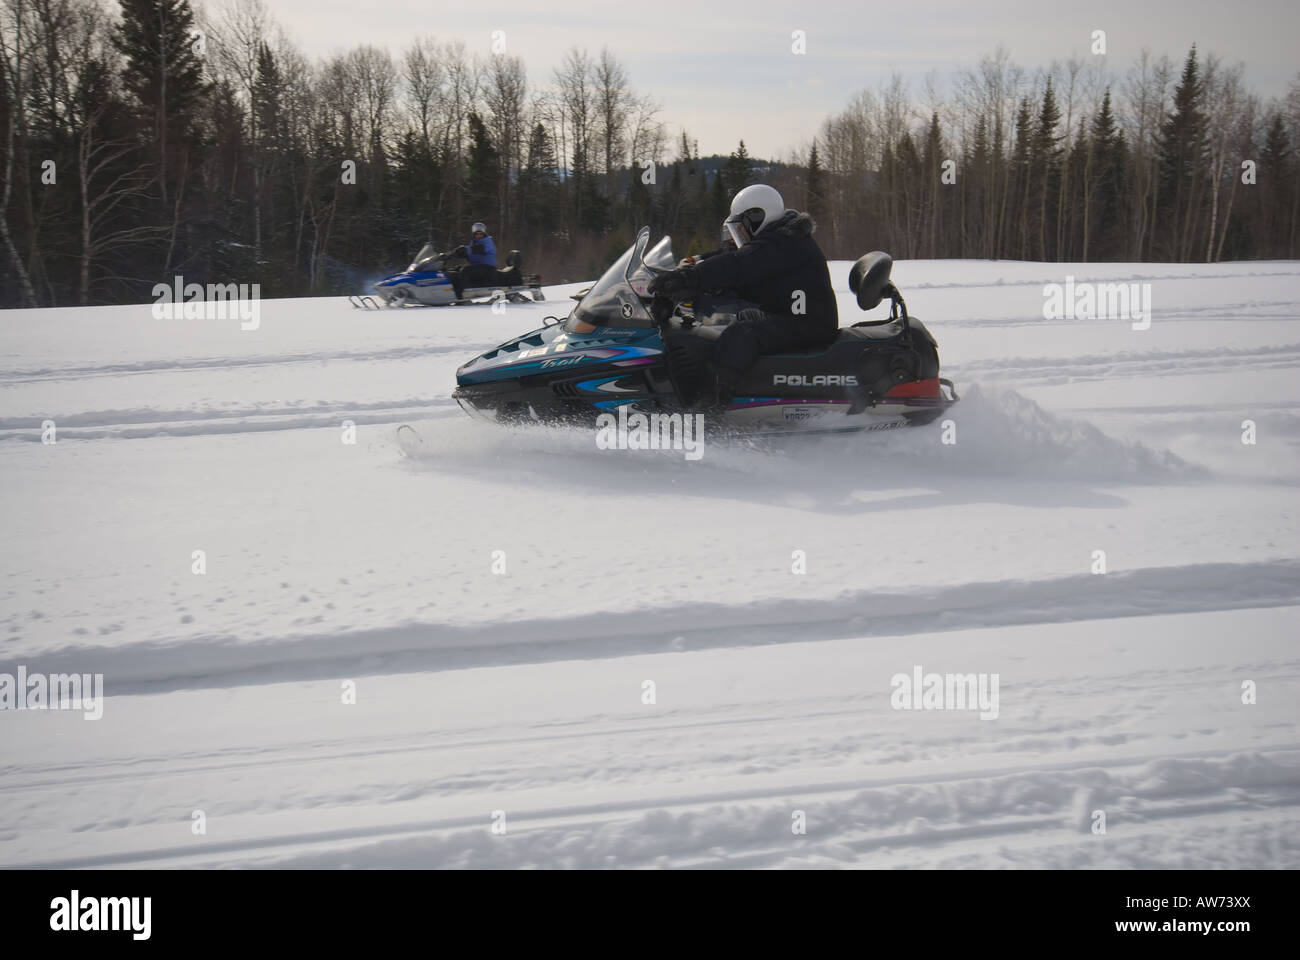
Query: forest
2,0,1298,307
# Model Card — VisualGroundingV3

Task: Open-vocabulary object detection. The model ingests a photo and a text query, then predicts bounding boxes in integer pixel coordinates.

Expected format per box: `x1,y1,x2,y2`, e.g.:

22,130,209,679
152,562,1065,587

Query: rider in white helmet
720,183,787,249
649,183,838,401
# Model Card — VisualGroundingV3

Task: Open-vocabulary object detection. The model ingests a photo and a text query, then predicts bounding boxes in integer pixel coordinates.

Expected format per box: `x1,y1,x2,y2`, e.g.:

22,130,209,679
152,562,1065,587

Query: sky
255,0,1299,158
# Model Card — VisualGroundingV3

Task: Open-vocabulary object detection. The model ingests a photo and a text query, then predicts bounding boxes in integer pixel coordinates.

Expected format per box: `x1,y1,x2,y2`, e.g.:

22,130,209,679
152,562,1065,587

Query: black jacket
692,210,838,333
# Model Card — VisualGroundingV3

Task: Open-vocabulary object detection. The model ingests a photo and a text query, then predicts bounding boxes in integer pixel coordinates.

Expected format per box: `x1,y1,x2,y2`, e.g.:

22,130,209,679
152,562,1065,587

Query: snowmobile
364,244,544,307
449,227,957,435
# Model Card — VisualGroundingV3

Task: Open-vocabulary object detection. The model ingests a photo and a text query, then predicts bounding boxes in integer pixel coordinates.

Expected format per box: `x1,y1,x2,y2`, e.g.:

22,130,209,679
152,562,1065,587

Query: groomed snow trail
2,260,1298,868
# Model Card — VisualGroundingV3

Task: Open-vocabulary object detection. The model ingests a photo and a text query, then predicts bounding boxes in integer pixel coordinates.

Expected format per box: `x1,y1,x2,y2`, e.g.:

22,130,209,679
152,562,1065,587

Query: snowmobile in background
355,244,544,308
448,227,958,435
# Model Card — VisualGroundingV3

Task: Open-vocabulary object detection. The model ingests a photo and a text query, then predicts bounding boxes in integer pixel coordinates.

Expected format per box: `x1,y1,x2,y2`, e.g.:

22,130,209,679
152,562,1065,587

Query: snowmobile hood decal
458,345,662,384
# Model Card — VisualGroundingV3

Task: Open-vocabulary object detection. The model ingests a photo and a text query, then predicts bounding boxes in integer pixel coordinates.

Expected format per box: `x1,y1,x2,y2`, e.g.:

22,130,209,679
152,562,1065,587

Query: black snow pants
712,305,838,380
452,264,500,298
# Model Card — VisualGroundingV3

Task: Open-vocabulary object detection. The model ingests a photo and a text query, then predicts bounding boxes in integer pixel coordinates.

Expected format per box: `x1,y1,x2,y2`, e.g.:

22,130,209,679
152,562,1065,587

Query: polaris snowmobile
365,244,544,307
450,227,957,435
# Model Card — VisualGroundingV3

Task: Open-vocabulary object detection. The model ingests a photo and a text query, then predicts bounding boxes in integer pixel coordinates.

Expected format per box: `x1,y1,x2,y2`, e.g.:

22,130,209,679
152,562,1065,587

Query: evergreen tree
721,139,753,195
895,130,922,258
466,112,501,231
570,142,609,232
921,112,943,256
1259,113,1293,256
1031,78,1063,259
1157,46,1207,258
709,167,729,227
1088,89,1125,258
393,131,441,252
1009,97,1033,258
517,122,560,232
114,0,207,202
970,114,990,256
663,160,685,236
806,139,825,224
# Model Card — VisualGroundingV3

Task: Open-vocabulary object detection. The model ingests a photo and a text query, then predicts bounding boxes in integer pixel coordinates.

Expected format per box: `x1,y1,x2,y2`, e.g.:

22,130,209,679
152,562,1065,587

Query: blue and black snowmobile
450,227,958,435
361,244,544,308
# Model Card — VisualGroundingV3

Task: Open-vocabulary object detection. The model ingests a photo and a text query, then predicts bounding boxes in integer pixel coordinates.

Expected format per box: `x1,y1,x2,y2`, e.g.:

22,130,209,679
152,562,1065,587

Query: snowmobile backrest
505,250,522,269
848,252,893,310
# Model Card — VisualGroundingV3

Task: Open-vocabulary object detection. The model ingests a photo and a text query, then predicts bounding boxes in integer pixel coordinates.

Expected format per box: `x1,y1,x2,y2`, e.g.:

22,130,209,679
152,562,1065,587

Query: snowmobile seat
836,319,907,340
495,251,523,285
738,316,940,388
849,251,895,310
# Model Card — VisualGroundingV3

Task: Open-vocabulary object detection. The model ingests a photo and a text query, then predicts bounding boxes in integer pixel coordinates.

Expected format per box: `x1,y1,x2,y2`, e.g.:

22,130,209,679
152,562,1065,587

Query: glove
650,294,675,325
648,264,698,298
453,245,468,259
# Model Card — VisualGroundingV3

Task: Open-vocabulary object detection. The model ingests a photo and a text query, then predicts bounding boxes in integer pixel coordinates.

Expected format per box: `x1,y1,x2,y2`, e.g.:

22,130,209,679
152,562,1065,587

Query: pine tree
721,139,753,195
921,113,943,257
663,160,685,236
570,142,608,232
518,122,560,233
393,131,441,251
1063,116,1088,260
710,166,729,226
895,130,922,258
1259,114,1293,257
1087,89,1125,258
806,139,825,224
1031,78,1063,259
1157,46,1207,258
689,141,709,253
970,114,990,256
249,43,284,273
466,112,501,231
1009,97,1033,258
114,0,206,204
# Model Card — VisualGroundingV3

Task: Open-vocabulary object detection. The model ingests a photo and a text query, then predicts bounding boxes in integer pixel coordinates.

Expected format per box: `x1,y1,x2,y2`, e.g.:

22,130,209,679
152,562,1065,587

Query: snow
2,259,1298,868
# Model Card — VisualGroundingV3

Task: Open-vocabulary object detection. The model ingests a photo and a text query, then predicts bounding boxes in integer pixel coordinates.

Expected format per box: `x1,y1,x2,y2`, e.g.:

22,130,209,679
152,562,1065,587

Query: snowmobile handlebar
650,293,678,328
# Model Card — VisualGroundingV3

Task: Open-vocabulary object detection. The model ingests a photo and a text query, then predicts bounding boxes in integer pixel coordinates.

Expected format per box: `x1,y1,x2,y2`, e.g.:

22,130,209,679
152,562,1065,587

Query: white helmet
471,222,487,235
725,184,785,247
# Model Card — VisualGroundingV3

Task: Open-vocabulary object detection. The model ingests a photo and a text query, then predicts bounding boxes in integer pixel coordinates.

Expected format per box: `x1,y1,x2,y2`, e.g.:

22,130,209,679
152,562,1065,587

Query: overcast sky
258,0,1299,157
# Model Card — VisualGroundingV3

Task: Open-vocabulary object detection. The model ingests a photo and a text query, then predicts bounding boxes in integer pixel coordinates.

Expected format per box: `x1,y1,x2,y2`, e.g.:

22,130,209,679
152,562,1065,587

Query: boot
700,362,739,412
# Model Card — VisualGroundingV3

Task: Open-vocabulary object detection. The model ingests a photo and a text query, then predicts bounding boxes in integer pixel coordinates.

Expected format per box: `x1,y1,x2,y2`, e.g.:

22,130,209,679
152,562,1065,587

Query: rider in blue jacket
450,222,499,298
454,222,497,266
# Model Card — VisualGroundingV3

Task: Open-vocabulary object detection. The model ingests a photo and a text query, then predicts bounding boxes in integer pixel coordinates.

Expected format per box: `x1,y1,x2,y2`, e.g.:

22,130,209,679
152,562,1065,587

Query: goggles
724,206,765,248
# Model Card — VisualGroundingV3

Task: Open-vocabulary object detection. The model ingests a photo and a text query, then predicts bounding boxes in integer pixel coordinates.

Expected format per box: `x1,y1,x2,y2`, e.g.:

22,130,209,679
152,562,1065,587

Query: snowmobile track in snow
12,558,1300,695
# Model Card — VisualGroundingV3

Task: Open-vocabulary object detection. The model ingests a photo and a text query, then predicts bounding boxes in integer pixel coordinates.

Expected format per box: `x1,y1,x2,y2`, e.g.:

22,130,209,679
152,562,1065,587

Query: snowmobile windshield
566,232,658,332
627,235,674,296
410,244,439,272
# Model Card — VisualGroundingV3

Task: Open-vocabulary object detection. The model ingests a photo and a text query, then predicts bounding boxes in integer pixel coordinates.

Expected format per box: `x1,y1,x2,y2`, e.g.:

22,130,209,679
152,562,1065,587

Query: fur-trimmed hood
766,209,815,238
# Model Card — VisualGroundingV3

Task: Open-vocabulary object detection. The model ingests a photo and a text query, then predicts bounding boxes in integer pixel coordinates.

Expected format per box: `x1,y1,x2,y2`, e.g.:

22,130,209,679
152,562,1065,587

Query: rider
649,184,838,396
450,222,498,298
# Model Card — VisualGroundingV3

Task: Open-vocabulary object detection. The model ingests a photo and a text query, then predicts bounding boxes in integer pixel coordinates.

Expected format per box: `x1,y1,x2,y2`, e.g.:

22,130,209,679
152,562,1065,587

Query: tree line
806,47,1300,264
2,0,1297,309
